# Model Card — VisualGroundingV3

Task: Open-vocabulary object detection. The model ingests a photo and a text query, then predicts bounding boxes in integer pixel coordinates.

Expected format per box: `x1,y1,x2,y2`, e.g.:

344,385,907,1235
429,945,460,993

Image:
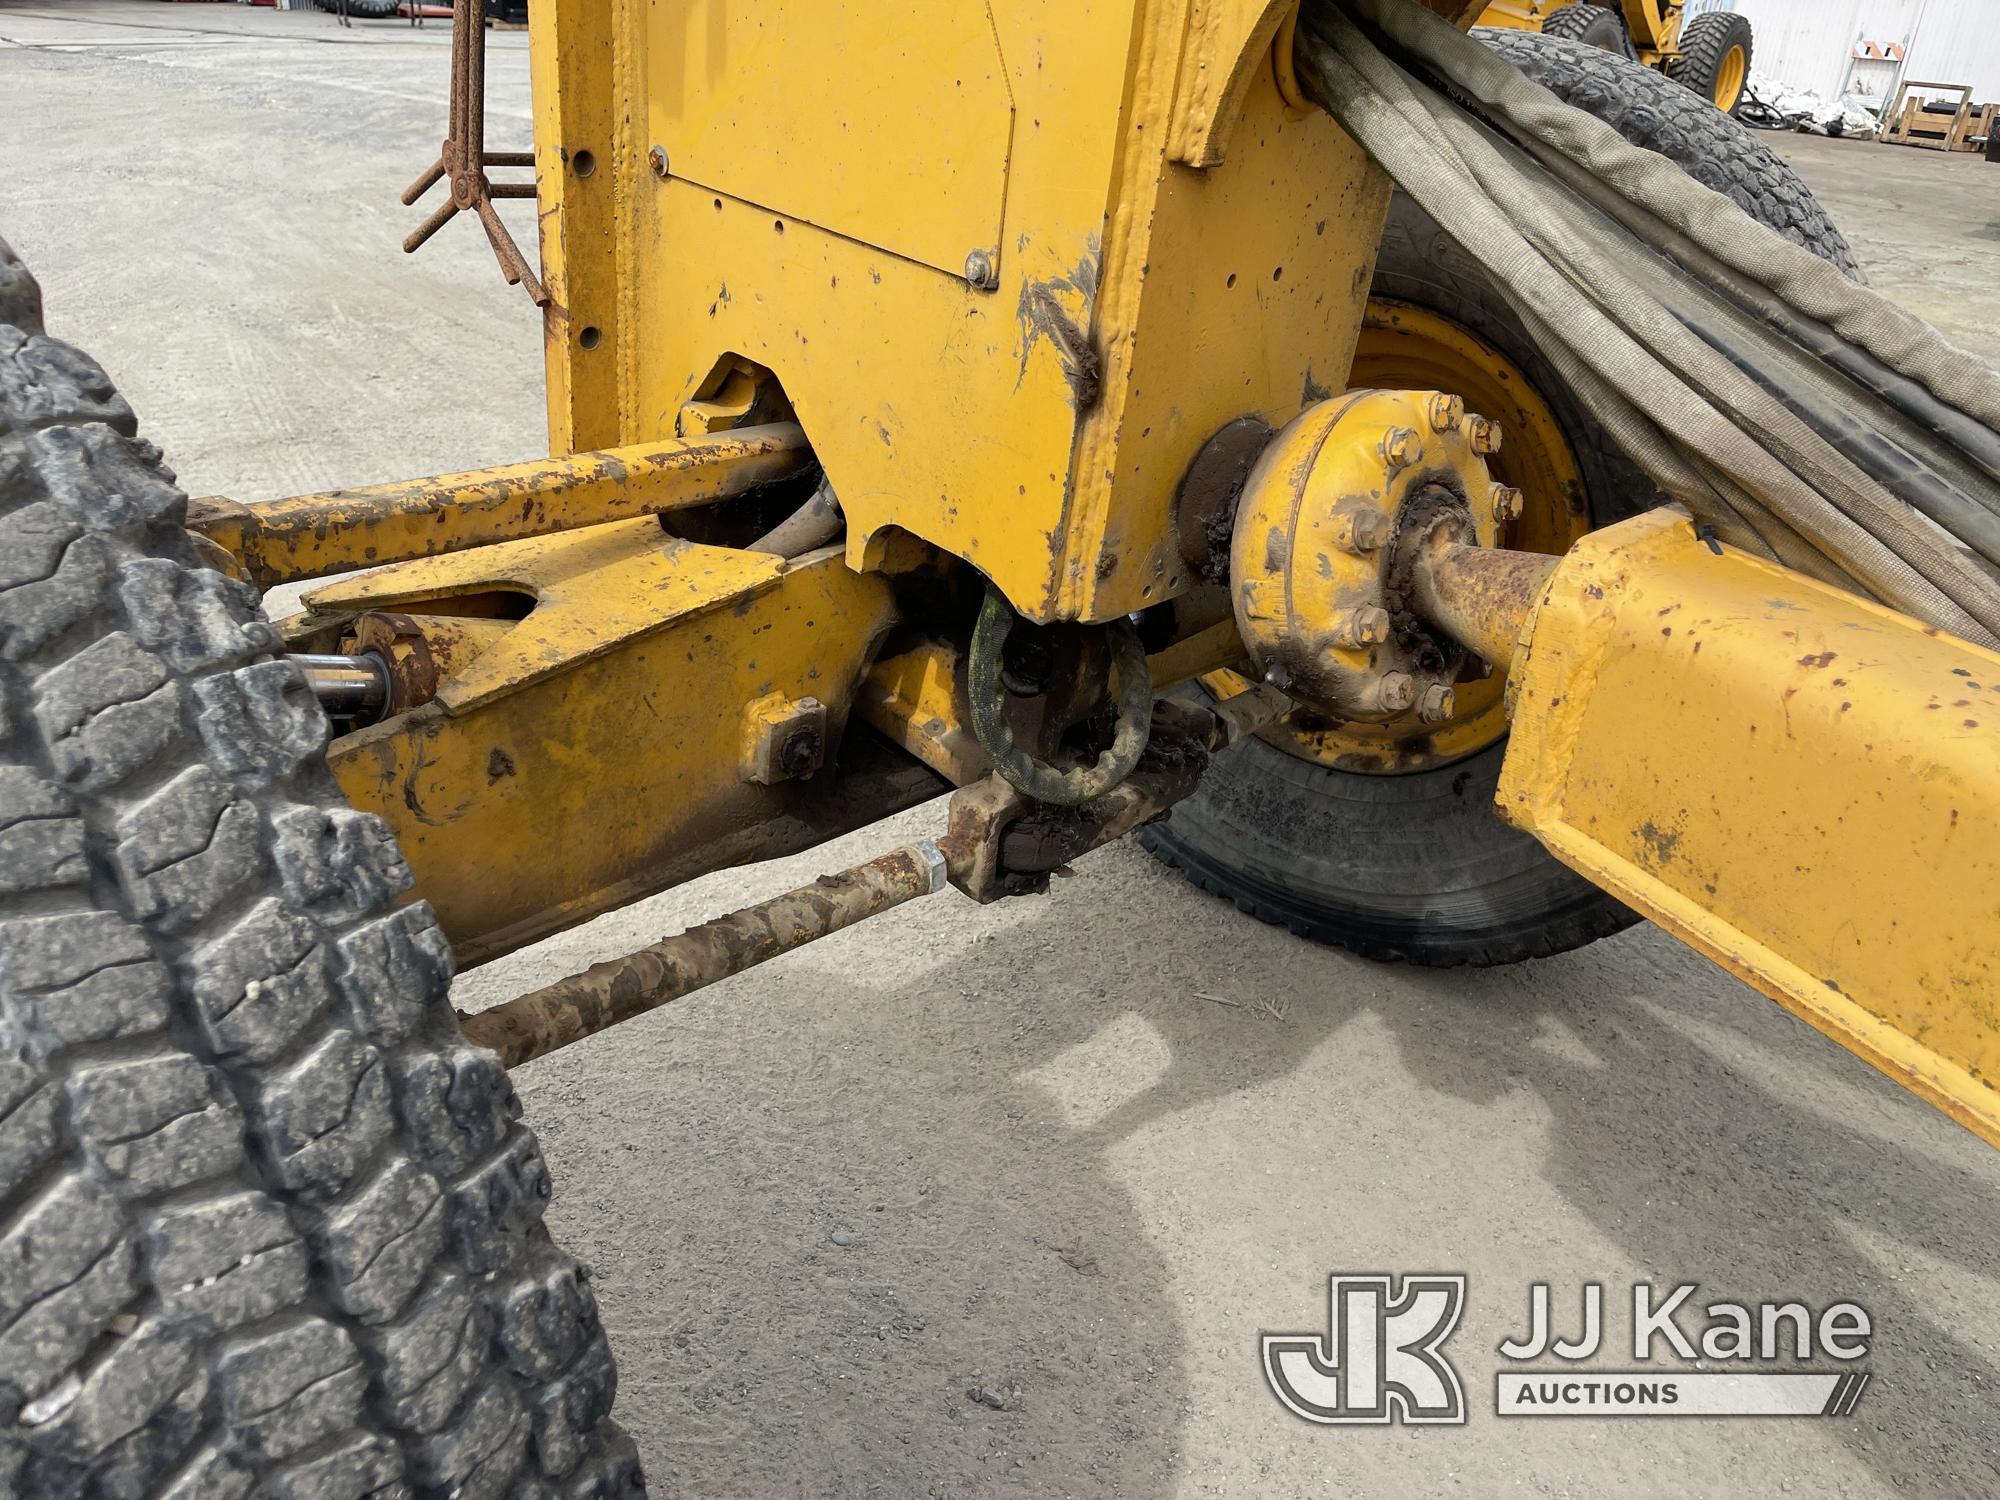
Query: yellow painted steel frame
287,520,935,965
191,426,810,589
1498,511,2000,1147
526,1,1479,626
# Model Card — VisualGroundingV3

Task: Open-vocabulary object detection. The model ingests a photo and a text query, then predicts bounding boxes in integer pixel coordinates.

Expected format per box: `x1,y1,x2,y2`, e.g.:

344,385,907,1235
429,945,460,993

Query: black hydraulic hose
1676,310,2000,574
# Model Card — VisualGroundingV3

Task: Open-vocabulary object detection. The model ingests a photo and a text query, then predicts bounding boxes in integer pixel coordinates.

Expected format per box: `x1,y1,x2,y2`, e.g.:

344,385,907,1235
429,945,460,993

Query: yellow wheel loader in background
1482,1,1757,112
1,0,1995,1494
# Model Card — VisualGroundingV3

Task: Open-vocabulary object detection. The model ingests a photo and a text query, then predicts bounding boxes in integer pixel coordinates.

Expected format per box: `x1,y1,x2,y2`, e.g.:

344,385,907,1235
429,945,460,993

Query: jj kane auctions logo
1263,1276,1873,1423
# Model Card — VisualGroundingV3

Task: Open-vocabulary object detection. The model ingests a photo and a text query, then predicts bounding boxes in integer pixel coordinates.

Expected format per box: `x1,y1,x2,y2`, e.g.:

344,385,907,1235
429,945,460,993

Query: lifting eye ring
965,586,1153,806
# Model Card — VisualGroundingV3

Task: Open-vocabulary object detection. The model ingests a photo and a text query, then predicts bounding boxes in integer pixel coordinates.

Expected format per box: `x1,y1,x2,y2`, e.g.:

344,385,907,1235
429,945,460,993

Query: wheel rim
1202,299,1592,775
1714,44,1748,112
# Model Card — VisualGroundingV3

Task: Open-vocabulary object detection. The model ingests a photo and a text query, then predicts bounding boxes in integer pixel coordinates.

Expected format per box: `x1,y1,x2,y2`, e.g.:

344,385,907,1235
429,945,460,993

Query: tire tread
0,280,640,1497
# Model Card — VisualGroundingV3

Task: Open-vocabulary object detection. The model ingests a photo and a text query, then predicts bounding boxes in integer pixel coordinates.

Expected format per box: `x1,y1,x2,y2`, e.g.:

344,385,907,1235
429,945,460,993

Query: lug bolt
1335,508,1393,554
1465,415,1503,455
1425,393,1465,433
648,144,670,178
1418,683,1456,723
1376,671,1418,713
1489,483,1524,524
1382,426,1424,472
1333,605,1391,648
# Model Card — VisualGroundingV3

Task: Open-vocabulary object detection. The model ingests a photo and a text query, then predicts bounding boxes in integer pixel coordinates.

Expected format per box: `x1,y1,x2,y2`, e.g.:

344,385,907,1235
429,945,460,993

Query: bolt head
1338,508,1392,554
1426,392,1466,433
1378,671,1418,713
1418,683,1456,723
779,728,822,777
1489,482,1524,524
1330,605,1391,649
963,249,999,290
647,144,670,179
1382,426,1424,471
1466,414,1503,456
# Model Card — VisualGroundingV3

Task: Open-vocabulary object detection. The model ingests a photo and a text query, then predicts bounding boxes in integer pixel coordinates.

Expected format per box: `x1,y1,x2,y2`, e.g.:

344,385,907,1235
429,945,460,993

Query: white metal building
1697,0,2000,105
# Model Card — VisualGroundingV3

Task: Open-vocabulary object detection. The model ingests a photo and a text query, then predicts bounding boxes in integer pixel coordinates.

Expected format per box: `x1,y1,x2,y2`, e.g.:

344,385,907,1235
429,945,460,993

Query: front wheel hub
1230,388,1506,732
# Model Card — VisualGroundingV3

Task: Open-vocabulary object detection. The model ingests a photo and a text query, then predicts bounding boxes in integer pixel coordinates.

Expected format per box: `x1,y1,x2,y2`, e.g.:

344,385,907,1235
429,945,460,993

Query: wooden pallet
1882,81,1995,151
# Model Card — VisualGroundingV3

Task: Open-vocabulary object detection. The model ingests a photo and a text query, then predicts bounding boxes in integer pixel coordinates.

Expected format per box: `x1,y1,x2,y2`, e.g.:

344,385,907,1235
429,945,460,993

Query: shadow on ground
493,824,1998,1499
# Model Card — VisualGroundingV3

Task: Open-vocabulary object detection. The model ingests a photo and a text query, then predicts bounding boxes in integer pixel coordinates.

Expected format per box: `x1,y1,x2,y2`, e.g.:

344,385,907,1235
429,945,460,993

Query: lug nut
1335,508,1393,554
1332,605,1392,648
1465,415,1503,455
1382,426,1424,472
1418,683,1456,723
1425,393,1465,433
1376,671,1418,713
1489,483,1524,524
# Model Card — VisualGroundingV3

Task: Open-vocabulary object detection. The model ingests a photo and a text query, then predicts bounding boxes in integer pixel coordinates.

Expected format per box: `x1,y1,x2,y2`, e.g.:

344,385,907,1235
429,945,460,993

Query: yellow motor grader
2,0,1995,1495
1481,0,1757,113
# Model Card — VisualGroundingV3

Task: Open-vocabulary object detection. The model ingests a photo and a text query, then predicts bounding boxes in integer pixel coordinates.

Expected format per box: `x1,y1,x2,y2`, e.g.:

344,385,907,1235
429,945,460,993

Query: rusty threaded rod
458,841,950,1068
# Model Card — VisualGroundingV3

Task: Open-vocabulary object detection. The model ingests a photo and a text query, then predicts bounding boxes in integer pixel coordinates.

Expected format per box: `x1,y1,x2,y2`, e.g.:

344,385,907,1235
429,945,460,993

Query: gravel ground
5,6,1998,1497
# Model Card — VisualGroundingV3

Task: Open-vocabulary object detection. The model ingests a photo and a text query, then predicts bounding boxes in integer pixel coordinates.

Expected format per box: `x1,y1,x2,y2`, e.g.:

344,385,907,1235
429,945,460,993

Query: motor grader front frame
183,0,2000,1152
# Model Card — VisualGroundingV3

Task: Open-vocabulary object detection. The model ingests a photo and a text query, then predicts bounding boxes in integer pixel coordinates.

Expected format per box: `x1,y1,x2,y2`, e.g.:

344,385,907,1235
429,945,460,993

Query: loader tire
1483,30,1858,274
1668,12,1756,116
0,272,642,1497
1538,3,1632,58
1143,31,1858,967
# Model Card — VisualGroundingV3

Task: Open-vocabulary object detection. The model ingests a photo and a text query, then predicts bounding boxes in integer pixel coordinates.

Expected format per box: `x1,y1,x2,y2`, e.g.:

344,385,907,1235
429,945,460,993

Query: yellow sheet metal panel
1074,62,1391,617
1498,510,2000,1146
655,2,1014,280
637,0,1134,623
615,1,1393,624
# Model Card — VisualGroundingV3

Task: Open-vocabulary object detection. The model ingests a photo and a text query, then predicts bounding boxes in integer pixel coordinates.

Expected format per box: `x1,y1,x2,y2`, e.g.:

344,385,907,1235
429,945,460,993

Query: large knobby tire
1490,31,1857,271
1142,34,1858,967
1668,12,1756,116
0,246,641,1499
1540,3,1633,58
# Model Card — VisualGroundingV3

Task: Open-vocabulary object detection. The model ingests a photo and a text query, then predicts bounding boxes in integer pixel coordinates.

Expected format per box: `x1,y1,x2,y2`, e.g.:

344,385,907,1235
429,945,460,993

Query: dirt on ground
5,7,1999,1496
